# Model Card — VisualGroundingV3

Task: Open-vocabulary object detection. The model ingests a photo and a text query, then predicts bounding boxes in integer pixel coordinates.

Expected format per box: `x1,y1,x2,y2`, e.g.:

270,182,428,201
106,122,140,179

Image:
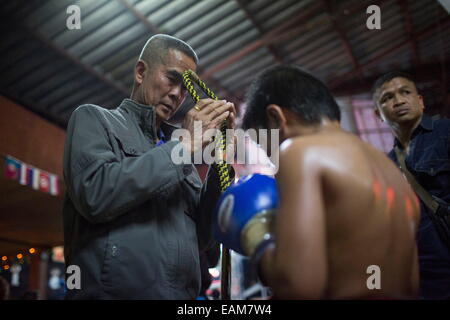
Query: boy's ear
266,104,286,128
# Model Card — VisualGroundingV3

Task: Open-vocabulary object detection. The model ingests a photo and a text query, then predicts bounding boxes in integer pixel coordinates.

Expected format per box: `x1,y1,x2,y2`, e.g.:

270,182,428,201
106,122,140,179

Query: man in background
373,71,450,299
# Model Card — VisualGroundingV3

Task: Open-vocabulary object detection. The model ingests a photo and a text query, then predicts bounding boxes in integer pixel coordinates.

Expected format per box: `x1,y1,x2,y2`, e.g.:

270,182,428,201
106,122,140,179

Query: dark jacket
387,114,450,299
63,99,223,299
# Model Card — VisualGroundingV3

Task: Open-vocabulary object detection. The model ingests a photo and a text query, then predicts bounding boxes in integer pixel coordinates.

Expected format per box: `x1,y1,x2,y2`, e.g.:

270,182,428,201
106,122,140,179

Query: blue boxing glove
213,174,278,257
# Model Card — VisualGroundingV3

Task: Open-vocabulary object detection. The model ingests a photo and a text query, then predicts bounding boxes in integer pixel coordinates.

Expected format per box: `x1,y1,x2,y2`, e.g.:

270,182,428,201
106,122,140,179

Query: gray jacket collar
119,98,178,141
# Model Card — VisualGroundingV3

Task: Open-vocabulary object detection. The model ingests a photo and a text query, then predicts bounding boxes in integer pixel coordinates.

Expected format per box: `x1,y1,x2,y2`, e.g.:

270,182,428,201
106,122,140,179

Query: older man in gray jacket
63,34,235,299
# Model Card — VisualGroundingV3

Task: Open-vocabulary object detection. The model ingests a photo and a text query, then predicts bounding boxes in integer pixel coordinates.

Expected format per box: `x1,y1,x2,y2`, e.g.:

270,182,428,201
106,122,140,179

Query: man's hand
181,98,236,154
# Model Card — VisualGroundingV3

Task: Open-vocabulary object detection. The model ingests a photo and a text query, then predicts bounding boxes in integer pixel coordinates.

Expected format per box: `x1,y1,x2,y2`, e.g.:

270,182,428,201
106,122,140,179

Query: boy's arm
260,140,328,299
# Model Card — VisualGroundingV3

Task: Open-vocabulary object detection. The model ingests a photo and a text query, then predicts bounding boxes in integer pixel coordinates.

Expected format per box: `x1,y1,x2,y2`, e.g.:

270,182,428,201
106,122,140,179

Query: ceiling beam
200,1,324,81
0,15,129,126
330,59,450,96
322,0,364,81
116,0,238,103
329,17,450,90
4,13,130,97
234,0,283,63
200,0,391,81
397,0,421,66
33,29,130,95
116,0,160,34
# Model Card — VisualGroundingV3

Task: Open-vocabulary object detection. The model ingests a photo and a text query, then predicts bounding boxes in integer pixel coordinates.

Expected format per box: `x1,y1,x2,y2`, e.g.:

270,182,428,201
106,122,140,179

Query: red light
386,187,395,214
404,196,413,219
372,180,381,201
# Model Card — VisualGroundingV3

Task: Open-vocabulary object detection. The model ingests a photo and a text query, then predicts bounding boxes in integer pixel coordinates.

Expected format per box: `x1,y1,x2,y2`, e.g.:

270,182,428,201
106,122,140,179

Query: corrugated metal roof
0,0,448,134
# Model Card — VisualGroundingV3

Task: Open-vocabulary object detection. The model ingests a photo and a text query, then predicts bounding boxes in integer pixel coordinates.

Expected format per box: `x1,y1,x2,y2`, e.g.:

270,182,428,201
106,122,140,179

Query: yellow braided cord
182,69,232,300
181,70,231,192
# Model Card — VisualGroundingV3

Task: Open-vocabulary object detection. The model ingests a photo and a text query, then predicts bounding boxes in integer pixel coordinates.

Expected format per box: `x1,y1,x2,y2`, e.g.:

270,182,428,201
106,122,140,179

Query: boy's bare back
275,129,419,299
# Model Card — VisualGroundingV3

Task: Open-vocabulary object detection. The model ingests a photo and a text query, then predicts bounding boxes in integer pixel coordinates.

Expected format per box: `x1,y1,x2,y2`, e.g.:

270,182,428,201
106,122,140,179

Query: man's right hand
181,98,236,155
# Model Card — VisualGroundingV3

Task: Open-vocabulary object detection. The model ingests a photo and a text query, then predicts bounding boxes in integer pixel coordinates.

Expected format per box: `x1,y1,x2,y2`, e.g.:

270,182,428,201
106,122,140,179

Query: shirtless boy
214,65,420,299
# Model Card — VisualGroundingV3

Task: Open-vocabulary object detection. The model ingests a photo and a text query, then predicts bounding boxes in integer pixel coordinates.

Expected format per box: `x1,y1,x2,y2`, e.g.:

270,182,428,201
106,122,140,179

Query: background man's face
143,49,196,122
376,77,424,125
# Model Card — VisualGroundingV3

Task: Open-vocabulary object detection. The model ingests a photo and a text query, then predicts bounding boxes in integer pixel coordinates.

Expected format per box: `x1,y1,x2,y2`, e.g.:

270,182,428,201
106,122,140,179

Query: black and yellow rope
181,69,232,300
182,70,218,104
181,70,232,192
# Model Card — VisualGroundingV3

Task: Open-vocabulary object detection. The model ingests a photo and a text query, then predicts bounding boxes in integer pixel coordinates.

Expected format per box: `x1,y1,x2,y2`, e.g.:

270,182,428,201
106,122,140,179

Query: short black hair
139,34,198,67
372,71,416,102
242,65,341,130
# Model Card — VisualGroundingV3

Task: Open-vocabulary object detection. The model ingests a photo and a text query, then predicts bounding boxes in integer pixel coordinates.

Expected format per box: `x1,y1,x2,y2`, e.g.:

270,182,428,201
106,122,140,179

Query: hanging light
1,256,7,261
29,248,36,254
17,253,23,259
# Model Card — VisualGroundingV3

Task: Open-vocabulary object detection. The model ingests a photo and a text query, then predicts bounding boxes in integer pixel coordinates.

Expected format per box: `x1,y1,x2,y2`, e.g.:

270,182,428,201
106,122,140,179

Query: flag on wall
19,162,28,185
3,155,60,196
4,156,21,180
49,174,59,196
38,170,49,193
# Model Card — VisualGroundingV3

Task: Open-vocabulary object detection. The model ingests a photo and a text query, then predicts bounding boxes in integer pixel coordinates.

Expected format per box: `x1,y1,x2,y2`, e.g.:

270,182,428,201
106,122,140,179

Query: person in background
214,65,420,299
373,71,450,299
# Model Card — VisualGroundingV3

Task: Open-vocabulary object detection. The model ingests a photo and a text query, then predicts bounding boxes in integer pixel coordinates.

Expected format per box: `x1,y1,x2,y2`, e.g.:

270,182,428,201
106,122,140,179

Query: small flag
39,171,50,193
32,168,40,190
4,155,60,196
4,156,20,181
26,167,34,188
19,163,28,185
49,174,59,196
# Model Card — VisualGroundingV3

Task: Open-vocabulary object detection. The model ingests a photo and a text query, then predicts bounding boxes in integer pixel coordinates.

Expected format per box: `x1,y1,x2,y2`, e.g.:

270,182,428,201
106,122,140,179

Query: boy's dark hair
242,65,341,130
372,71,416,102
